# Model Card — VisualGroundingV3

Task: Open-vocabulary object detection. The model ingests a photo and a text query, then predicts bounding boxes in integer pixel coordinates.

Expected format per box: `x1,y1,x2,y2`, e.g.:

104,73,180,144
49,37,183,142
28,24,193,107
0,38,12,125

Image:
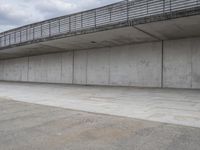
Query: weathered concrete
87,48,110,85
0,82,200,128
28,52,73,83
0,41,162,87
191,38,200,89
0,62,4,80
74,50,87,84
163,38,200,89
163,39,192,88
0,37,200,89
3,57,28,82
110,43,162,87
1,98,200,150
135,15,200,40
61,52,73,83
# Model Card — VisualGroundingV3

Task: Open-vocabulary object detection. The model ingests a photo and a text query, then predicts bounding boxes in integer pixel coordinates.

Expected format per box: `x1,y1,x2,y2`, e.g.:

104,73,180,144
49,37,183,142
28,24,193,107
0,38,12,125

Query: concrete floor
0,81,200,128
0,98,200,150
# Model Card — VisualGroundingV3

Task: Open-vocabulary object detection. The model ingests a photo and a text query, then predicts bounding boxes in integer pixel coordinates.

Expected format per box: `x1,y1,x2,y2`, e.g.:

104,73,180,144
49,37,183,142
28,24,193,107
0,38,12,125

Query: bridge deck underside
0,14,200,59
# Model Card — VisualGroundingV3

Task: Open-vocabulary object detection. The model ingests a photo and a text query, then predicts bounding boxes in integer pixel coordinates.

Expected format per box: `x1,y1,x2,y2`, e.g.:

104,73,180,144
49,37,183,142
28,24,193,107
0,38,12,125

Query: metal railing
0,0,200,48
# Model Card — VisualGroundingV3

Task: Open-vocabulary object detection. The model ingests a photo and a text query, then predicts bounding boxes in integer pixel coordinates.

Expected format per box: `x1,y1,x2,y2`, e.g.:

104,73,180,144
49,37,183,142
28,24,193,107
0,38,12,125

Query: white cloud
0,0,121,32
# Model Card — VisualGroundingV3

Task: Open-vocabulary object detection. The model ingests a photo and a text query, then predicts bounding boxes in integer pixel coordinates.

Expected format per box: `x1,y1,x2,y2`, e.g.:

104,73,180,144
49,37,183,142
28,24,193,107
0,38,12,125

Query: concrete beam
135,15,200,40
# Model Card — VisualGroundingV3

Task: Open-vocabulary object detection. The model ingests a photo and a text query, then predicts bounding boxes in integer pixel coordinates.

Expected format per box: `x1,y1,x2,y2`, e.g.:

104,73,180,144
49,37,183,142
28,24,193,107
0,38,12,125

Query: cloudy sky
0,0,122,32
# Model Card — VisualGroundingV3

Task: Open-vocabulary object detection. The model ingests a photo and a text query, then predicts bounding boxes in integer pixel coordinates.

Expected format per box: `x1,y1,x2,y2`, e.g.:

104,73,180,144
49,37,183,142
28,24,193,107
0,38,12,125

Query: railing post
20,30,22,42
170,0,171,12
26,28,28,41
58,20,61,33
163,0,165,13
127,0,129,22
9,34,11,45
109,7,112,22
75,15,77,31
94,10,97,28
14,32,16,44
81,13,83,28
33,27,35,40
69,16,71,32
49,23,51,36
0,37,1,47
3,33,5,46
40,24,42,37
147,0,149,15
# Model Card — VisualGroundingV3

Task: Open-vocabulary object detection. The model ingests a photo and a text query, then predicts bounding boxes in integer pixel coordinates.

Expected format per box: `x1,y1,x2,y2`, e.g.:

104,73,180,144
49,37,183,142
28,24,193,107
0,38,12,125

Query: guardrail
0,0,200,48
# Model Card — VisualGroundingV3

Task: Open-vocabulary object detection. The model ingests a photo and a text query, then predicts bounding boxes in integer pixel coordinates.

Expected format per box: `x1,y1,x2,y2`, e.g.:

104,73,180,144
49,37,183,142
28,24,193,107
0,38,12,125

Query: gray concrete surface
0,37,200,89
0,41,162,87
0,98,200,150
163,38,200,89
0,82,200,128
135,14,200,40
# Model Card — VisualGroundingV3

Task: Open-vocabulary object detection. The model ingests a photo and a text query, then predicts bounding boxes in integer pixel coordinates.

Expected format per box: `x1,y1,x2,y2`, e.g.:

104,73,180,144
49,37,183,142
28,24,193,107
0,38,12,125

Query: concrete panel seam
86,50,88,85
161,40,164,88
108,48,111,85
72,50,75,84
60,53,63,82
27,56,30,81
191,42,193,88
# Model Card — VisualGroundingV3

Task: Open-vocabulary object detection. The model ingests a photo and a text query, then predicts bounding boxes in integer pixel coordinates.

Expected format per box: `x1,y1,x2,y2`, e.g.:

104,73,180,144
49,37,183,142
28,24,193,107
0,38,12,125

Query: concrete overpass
0,0,200,89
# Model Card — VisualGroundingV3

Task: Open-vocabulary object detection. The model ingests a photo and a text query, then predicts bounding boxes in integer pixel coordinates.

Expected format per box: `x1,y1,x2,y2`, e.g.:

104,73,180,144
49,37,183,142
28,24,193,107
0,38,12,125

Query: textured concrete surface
163,38,200,89
0,37,200,89
135,14,200,40
0,82,200,128
0,98,200,150
0,41,162,87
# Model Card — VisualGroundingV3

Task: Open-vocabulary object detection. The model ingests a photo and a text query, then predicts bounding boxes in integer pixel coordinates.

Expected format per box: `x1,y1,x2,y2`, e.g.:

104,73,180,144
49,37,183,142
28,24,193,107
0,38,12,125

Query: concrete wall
28,52,73,83
74,50,87,84
0,61,4,80
163,38,200,89
0,52,73,84
73,42,162,87
0,38,200,89
110,43,162,87
2,58,28,81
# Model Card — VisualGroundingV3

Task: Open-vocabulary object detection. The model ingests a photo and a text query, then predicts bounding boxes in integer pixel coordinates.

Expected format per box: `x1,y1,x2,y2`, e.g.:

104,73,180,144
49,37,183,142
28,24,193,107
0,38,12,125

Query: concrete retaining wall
73,42,162,87
0,38,200,89
163,38,200,89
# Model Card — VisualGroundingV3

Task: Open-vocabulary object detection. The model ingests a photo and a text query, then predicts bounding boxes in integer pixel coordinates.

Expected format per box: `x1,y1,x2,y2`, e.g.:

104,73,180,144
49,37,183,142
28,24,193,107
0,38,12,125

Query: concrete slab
0,41,163,87
0,82,200,128
110,42,162,87
1,98,200,150
0,26,157,60
163,38,192,88
163,37,200,89
135,15,200,40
